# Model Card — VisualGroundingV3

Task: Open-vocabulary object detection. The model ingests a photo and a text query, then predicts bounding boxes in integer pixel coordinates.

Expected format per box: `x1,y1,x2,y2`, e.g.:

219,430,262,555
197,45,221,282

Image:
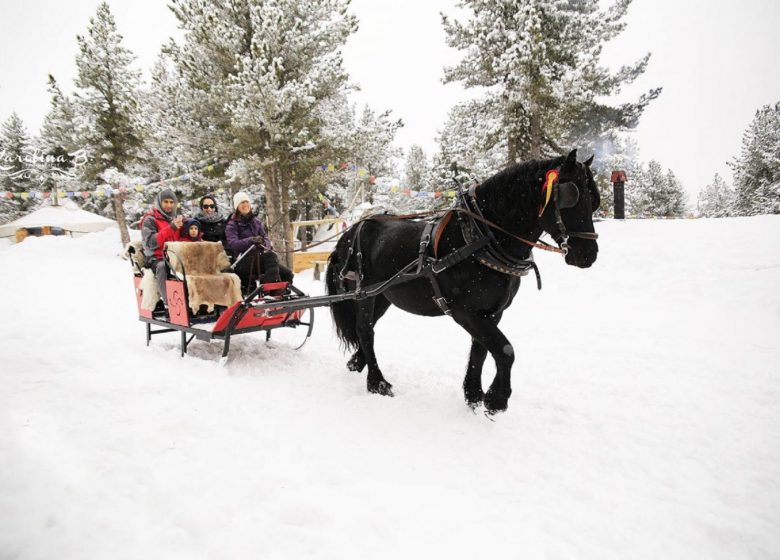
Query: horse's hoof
484,391,509,415
347,354,366,372
464,390,484,409
466,398,484,413
368,380,394,397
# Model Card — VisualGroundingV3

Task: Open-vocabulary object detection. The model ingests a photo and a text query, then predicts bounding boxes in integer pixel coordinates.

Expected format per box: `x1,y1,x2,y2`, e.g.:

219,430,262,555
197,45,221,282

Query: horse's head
540,149,600,268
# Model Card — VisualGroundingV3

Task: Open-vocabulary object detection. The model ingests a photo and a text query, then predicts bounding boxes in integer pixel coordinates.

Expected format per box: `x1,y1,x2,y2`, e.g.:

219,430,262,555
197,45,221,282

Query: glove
251,236,267,247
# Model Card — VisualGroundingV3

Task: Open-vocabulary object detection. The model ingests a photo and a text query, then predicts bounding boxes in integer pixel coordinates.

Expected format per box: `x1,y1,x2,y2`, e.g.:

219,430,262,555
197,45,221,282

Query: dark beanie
184,218,201,231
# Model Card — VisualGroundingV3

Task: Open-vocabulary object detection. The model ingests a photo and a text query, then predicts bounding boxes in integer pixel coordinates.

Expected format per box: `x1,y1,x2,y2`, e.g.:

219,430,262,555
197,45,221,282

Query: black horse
325,149,600,414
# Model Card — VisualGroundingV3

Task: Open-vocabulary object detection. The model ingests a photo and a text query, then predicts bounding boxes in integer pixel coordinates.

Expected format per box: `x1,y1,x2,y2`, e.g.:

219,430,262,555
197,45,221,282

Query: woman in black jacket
194,194,227,247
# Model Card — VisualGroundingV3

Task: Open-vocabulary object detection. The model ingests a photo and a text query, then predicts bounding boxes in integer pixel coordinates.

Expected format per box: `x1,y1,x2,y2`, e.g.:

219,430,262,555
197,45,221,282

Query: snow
1,217,779,559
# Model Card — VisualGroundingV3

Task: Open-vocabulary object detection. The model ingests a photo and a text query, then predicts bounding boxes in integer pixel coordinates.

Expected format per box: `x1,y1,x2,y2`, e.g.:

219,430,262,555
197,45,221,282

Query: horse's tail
326,230,360,351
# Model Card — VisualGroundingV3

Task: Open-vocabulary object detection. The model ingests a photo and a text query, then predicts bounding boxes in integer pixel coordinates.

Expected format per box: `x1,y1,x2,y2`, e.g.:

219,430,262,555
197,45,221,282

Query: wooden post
111,187,130,245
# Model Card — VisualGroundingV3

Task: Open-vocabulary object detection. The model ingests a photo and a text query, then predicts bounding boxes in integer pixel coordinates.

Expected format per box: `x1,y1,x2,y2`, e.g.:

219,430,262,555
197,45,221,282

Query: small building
0,200,117,243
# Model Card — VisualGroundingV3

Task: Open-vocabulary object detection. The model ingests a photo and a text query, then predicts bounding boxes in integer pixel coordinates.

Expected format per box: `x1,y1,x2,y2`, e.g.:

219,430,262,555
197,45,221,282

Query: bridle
538,166,599,256
461,164,599,259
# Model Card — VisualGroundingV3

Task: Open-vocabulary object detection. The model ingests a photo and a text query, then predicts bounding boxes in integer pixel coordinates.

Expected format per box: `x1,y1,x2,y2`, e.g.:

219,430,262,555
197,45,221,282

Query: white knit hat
233,191,251,211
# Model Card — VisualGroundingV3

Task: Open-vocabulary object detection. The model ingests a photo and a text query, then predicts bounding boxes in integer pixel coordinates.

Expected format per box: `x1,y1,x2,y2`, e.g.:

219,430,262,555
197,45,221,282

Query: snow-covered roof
0,200,117,238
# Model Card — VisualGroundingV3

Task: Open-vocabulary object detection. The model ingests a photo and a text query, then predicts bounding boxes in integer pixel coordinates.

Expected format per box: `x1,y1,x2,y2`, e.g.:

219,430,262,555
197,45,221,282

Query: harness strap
431,236,491,274
338,219,368,292
416,221,435,274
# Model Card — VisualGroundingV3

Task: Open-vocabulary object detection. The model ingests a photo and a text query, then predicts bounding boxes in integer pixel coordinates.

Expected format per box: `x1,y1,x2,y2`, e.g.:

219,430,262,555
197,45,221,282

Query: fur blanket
139,268,160,311
165,241,242,313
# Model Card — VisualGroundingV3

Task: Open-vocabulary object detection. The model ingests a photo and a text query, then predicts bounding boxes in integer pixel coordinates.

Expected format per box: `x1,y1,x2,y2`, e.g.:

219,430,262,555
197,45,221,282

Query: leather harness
335,168,598,316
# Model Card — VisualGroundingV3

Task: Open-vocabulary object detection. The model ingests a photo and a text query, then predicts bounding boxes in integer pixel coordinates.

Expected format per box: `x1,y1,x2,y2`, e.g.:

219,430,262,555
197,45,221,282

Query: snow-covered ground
1,217,778,559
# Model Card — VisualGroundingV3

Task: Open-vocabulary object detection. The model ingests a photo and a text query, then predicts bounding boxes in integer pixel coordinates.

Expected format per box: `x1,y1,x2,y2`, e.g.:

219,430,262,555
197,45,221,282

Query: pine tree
74,2,144,243
165,0,358,263
314,100,402,215
38,75,84,201
730,102,780,215
431,96,506,186
697,173,734,217
662,169,687,217
442,0,661,163
403,145,430,191
628,160,686,217
0,113,37,217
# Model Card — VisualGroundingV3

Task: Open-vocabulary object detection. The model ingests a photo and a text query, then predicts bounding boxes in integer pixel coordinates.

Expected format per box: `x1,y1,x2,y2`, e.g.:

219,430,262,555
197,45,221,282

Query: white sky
1,0,779,197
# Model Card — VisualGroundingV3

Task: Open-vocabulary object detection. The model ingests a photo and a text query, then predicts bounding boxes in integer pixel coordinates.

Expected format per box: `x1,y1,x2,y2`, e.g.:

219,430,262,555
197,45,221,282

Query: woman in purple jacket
225,192,293,293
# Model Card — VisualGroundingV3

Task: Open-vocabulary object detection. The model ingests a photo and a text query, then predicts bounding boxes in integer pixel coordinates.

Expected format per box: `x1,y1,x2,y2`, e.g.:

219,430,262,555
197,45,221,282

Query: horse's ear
564,149,577,170
584,154,594,167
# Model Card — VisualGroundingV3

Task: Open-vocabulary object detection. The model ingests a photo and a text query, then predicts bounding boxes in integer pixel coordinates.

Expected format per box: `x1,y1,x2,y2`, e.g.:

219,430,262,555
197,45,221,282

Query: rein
461,185,565,255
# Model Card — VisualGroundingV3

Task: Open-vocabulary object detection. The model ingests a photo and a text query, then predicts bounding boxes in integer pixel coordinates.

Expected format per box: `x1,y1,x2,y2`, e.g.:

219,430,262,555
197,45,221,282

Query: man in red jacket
141,188,183,305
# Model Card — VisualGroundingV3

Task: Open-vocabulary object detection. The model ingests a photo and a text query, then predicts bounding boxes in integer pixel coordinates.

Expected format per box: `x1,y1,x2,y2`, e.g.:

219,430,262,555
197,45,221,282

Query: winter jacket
196,216,226,245
141,208,182,262
225,212,272,260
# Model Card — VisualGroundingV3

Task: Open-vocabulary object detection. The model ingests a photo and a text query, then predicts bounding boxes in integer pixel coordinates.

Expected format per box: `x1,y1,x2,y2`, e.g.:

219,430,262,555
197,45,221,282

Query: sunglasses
202,204,216,209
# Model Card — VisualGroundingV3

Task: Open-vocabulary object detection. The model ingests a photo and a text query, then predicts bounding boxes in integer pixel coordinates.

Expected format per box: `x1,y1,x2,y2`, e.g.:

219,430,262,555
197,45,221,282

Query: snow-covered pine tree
73,1,144,242
662,169,687,217
38,75,84,202
697,173,734,218
318,103,399,214
403,145,430,192
166,0,358,263
431,96,506,187
629,160,662,217
730,102,780,215
628,160,686,218
442,0,661,163
0,113,36,218
75,2,144,181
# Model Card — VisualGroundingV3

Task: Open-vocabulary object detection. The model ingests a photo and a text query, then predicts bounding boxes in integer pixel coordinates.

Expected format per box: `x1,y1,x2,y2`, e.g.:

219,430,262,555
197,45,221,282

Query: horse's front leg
452,312,514,414
464,339,487,409
355,298,394,397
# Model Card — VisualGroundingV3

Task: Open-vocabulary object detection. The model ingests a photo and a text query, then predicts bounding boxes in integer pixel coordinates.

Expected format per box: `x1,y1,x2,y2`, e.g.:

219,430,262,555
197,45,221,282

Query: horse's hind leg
346,295,392,374
464,339,488,408
355,297,394,397
453,312,514,413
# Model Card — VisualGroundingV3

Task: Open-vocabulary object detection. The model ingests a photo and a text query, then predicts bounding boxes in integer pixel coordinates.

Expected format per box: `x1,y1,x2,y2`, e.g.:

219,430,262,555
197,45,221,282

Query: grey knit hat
156,188,178,219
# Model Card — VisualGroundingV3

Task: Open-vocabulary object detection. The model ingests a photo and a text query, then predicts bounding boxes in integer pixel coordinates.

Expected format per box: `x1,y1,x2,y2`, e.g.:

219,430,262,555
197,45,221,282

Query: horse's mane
476,155,566,227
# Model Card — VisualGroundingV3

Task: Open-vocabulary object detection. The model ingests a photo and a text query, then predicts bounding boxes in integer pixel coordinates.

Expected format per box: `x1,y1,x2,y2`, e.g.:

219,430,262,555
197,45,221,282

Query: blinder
555,181,580,209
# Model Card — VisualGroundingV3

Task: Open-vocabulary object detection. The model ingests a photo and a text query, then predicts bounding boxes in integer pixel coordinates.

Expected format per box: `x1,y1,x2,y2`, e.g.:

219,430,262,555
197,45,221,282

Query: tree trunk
263,164,282,250
528,101,542,159
280,170,293,269
111,191,130,245
507,133,520,167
